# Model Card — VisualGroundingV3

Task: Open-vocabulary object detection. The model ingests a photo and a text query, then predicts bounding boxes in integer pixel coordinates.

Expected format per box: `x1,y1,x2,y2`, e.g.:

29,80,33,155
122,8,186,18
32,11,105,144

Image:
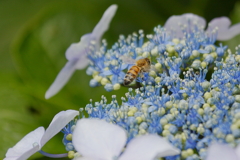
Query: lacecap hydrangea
79,12,240,160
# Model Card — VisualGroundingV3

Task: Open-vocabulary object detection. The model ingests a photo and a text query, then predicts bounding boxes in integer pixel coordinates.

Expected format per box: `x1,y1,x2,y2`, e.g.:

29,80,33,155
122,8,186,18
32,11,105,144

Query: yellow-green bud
191,59,201,69
158,108,166,116
197,126,205,134
172,38,180,44
130,107,138,112
160,118,168,125
165,101,173,109
182,92,188,99
111,59,118,66
210,52,217,59
186,149,194,156
127,111,134,117
166,46,175,56
162,130,170,136
235,95,240,103
235,55,240,63
94,75,102,82
231,124,238,130
203,103,210,109
139,129,147,135
198,108,204,116
164,124,171,130
201,61,207,68
149,70,156,77
113,83,121,90
155,63,162,71
190,124,197,131
192,50,200,58
136,117,143,124
226,134,234,143
181,150,188,159
151,47,158,56
204,92,212,100
141,104,148,112
101,78,109,85
92,71,99,77
155,77,162,83
66,134,72,141
142,51,150,57
68,151,75,159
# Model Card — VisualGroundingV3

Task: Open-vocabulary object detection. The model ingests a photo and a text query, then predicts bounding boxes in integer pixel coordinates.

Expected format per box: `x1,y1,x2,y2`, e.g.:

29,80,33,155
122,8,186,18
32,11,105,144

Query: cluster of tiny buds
60,21,240,160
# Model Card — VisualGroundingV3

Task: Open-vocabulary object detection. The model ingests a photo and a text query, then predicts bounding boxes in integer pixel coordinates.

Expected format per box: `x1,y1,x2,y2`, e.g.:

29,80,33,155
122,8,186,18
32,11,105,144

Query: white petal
72,118,127,160
207,17,240,40
119,134,180,160
164,13,206,38
91,4,117,49
206,143,239,160
40,110,79,146
5,127,44,160
45,59,78,99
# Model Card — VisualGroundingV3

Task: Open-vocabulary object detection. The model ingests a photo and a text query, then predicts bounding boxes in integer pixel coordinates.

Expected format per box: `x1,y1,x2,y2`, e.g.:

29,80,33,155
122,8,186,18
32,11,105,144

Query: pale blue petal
102,70,112,76
208,17,240,41
164,13,206,38
119,134,180,160
15,146,40,160
91,5,118,49
235,144,240,158
73,157,95,160
121,64,128,70
66,4,117,60
206,143,238,160
5,127,44,160
45,59,78,99
65,34,91,61
41,110,79,146
72,118,127,160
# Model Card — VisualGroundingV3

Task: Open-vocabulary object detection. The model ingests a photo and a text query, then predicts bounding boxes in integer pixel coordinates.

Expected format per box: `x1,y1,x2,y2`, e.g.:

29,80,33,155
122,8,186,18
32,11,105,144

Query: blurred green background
1,0,240,159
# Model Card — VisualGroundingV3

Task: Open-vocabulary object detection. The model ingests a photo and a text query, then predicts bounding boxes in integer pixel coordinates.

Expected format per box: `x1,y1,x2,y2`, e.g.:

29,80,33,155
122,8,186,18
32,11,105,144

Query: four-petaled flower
45,5,118,99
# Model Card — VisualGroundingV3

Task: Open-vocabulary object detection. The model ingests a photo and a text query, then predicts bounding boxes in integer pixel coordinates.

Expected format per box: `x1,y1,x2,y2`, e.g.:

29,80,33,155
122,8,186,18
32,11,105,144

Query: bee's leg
139,70,146,81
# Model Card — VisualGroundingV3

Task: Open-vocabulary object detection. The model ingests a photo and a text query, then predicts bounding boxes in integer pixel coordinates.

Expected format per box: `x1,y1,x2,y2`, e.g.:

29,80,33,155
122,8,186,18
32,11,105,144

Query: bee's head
145,58,151,65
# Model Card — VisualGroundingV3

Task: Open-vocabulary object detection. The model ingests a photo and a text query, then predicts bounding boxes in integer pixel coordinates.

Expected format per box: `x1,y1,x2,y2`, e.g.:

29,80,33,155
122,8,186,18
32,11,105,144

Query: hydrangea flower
72,118,180,160
79,12,240,159
4,110,79,160
45,4,118,99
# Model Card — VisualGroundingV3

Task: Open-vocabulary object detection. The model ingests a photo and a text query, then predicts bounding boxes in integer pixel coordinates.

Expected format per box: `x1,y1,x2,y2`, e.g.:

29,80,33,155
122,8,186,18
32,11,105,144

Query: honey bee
123,58,151,85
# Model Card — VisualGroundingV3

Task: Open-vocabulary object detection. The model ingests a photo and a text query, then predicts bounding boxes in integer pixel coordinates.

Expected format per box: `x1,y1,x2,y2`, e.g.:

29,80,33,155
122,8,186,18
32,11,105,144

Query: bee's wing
119,55,136,65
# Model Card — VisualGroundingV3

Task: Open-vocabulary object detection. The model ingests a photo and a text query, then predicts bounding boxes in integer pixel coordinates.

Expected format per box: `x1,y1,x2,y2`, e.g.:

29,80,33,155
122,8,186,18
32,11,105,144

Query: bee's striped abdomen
123,66,140,85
